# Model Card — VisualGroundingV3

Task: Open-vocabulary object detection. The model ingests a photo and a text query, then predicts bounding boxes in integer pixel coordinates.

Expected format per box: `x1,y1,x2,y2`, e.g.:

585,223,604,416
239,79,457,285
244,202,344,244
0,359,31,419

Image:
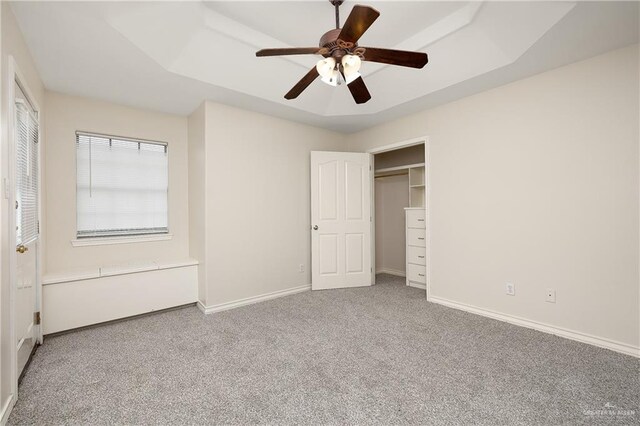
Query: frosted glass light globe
316,57,337,79
342,55,362,77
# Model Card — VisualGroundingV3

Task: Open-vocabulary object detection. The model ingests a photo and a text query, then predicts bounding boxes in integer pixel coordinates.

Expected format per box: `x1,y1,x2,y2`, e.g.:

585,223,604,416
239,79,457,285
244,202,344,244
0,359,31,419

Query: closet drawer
407,246,426,266
407,263,426,284
406,210,426,229
407,229,426,247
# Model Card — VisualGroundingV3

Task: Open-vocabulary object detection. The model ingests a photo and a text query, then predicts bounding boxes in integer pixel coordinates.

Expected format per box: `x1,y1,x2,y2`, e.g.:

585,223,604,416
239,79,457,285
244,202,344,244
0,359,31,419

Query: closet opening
372,142,427,293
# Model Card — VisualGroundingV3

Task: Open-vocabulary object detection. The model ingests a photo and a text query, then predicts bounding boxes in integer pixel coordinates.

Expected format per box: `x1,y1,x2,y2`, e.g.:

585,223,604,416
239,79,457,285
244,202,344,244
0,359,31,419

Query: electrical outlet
546,288,556,303
505,282,515,296
299,264,305,273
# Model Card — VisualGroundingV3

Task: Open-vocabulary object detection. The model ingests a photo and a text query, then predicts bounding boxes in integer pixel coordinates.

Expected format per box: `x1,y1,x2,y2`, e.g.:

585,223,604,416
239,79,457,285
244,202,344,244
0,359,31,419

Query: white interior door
311,151,372,290
14,86,40,377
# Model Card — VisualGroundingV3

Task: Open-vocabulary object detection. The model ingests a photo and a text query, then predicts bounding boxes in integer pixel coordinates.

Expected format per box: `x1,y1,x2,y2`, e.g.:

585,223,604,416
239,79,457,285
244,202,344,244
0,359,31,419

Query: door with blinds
14,84,40,378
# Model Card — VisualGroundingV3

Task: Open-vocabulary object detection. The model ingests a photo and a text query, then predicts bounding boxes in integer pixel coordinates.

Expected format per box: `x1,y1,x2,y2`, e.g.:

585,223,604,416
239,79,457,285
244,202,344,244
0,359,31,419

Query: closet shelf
374,162,425,174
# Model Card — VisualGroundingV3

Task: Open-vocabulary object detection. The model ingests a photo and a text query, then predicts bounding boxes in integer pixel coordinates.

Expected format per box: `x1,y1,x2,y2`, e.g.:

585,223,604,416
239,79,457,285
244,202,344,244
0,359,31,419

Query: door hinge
37,221,40,234
34,311,41,325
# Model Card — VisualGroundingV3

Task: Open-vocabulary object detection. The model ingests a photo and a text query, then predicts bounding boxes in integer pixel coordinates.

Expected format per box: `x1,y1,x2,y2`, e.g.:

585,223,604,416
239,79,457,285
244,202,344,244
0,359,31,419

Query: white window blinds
76,132,168,238
15,100,39,246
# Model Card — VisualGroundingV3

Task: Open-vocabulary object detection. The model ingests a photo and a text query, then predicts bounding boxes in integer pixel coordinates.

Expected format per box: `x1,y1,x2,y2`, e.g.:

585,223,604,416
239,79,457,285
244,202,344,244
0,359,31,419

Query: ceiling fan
256,0,429,104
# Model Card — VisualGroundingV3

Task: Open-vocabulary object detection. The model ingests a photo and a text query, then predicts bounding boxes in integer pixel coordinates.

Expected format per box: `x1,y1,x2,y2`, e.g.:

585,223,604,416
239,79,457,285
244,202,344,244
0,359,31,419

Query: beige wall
349,45,640,349
0,2,46,414
44,92,190,274
188,103,207,305
192,101,346,307
375,175,409,274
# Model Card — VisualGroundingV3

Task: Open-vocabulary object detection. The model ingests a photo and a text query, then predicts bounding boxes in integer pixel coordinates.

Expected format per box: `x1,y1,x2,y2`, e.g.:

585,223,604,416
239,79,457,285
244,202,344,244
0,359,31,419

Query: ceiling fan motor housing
319,29,349,60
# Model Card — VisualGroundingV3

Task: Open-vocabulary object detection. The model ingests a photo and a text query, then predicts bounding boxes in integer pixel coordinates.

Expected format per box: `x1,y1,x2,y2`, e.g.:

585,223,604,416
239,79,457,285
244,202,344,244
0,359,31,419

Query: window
76,132,168,239
16,98,39,245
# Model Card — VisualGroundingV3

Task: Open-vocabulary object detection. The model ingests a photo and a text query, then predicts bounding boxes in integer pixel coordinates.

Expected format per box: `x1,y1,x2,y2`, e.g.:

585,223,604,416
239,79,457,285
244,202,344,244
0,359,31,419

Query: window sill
71,233,173,247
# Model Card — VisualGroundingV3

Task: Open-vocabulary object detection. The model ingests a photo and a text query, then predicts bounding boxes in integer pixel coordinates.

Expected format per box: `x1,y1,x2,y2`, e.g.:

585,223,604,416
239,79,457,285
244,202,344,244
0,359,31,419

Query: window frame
74,131,170,243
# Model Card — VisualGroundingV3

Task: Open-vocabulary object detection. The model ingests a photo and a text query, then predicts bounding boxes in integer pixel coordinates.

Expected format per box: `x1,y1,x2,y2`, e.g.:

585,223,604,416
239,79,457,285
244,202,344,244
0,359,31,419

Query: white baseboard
407,282,426,290
198,284,311,315
429,296,639,358
376,268,406,277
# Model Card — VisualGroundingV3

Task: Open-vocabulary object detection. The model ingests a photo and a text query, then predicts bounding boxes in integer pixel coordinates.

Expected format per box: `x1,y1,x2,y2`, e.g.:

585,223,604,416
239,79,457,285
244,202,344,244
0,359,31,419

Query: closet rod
374,171,409,179
375,162,425,174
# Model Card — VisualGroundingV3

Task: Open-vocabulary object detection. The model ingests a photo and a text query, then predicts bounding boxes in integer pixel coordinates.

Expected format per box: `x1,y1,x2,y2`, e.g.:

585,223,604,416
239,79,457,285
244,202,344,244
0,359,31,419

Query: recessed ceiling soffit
108,1,576,117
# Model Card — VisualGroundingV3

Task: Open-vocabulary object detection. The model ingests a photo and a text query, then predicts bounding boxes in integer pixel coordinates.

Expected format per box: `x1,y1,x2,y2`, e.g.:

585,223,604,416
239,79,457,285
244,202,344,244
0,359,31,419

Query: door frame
2,55,43,421
366,135,431,300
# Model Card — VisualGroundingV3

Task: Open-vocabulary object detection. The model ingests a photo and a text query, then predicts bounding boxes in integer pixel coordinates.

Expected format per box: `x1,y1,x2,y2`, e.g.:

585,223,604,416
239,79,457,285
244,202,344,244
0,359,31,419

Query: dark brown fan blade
361,47,428,69
285,67,319,100
338,5,380,44
347,76,371,104
256,47,320,57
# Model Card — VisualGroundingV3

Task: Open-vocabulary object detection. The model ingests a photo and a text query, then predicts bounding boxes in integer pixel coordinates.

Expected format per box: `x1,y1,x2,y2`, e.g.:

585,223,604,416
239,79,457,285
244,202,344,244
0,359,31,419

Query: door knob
313,225,318,230
16,245,28,254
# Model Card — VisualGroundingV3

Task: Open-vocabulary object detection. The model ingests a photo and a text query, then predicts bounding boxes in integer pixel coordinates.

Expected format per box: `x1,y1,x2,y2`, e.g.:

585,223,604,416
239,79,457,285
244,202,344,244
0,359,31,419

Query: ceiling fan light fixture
342,54,362,77
316,57,337,79
321,70,340,87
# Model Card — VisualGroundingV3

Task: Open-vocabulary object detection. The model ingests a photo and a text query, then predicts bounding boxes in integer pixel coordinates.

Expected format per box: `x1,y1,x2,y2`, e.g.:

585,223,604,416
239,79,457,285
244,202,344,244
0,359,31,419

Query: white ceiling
10,1,639,133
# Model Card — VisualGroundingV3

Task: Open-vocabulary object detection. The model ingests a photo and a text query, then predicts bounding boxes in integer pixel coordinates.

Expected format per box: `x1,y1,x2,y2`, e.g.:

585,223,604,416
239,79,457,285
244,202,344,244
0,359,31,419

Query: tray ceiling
10,1,639,132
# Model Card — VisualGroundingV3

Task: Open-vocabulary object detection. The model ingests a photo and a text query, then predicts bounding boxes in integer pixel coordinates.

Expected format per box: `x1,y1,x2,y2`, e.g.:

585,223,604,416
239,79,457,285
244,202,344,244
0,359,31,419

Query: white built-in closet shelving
374,162,425,208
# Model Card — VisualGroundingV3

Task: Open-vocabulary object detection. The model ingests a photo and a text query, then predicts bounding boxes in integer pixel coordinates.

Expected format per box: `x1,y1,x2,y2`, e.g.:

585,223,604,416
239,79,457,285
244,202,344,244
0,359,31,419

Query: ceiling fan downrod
331,0,344,29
